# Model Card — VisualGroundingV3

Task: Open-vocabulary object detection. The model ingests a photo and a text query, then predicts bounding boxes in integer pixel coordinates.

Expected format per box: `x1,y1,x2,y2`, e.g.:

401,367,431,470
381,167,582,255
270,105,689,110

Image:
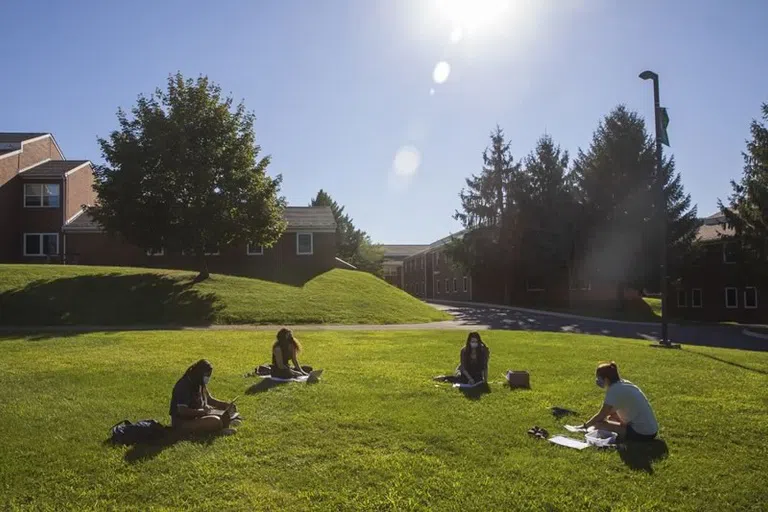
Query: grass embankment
1,330,766,511
0,265,450,326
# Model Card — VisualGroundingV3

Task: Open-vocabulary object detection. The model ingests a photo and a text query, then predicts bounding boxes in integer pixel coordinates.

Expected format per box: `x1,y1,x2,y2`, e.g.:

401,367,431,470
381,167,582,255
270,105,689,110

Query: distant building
380,244,429,288
0,132,337,283
668,211,766,323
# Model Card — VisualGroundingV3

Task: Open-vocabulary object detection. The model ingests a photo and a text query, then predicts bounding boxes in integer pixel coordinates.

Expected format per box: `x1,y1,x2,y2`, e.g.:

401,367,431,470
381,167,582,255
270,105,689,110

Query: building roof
697,212,734,242
381,245,430,258
0,132,49,143
64,206,336,233
20,160,90,178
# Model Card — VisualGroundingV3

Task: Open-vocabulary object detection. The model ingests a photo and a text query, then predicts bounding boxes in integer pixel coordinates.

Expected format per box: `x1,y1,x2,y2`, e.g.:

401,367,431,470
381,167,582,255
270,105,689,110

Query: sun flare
436,0,510,33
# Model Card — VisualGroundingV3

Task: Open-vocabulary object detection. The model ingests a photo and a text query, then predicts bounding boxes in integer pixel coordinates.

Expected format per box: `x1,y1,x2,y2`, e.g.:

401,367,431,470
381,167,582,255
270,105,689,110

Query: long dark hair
273,328,302,356
464,332,487,352
184,359,213,385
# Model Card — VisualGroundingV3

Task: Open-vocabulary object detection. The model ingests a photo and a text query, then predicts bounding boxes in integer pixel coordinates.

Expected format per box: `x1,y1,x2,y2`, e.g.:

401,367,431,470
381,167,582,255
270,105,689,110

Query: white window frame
204,248,220,256
691,288,703,308
676,289,687,308
463,276,468,292
24,183,60,208
744,287,758,309
452,278,457,292
435,277,440,294
725,287,738,309
23,233,59,256
445,278,449,294
722,242,737,264
247,243,264,256
146,248,165,257
296,232,313,255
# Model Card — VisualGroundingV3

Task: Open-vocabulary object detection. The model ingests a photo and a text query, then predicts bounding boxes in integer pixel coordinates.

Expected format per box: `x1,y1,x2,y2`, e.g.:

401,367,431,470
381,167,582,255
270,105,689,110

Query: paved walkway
1,302,763,351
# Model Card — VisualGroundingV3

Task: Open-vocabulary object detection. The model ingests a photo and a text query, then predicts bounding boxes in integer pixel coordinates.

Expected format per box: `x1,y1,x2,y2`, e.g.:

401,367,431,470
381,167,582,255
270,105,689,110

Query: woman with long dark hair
169,359,237,433
434,332,490,384
270,328,313,379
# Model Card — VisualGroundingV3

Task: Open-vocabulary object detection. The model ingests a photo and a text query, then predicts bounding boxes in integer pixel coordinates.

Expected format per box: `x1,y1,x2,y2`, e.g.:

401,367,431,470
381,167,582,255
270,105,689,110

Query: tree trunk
196,250,210,282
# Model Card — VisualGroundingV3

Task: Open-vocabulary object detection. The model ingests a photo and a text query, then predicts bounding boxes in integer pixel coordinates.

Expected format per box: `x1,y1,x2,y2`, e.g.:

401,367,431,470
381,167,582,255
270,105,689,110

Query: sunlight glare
393,146,421,176
437,0,510,33
432,61,451,84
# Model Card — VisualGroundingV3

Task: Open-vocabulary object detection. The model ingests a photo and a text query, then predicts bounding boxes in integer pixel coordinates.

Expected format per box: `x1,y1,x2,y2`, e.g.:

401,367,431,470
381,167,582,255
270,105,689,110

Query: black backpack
109,419,167,445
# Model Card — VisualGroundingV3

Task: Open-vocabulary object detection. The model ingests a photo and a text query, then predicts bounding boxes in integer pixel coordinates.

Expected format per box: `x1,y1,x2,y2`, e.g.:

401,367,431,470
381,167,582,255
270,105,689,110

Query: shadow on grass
460,382,491,401
0,273,222,327
617,439,669,473
685,348,768,376
245,379,291,394
105,429,220,464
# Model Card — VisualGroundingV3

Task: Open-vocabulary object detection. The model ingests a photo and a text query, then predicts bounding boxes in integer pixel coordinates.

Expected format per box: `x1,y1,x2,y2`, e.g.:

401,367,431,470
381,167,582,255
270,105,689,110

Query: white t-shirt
604,380,658,436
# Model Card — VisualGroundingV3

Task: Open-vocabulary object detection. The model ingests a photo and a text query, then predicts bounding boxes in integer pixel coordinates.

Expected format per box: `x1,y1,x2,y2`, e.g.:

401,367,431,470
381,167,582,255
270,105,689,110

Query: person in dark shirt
270,328,313,379
169,359,237,433
434,332,491,384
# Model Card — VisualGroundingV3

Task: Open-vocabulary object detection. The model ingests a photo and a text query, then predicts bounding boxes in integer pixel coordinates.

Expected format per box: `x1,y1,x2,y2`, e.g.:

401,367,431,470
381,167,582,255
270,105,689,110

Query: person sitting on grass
270,328,313,379
434,332,490,385
169,359,237,434
578,361,659,442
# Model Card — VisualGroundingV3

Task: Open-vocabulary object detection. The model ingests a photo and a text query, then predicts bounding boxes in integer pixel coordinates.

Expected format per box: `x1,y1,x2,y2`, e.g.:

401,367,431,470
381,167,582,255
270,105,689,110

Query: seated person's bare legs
175,415,226,434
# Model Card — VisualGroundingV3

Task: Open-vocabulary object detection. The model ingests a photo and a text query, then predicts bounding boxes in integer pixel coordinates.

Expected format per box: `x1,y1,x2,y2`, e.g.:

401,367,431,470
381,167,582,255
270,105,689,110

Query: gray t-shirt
604,380,658,435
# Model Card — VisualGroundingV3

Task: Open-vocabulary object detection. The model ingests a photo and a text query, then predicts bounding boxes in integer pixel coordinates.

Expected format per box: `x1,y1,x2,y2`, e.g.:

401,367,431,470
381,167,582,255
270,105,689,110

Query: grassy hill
0,265,451,326
1,330,766,510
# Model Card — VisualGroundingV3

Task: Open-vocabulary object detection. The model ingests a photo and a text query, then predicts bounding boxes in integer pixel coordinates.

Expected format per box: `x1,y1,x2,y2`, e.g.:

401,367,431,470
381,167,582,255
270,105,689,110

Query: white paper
452,380,486,389
548,435,590,450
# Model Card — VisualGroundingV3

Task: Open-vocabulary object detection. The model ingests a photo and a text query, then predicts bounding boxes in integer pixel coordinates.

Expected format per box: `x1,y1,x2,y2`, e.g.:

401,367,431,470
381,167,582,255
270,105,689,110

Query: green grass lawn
0,265,450,326
1,330,767,511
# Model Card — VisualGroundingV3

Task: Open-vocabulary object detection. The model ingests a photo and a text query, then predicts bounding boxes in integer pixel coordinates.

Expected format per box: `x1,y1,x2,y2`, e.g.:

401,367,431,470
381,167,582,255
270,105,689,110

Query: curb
743,328,768,340
428,300,665,327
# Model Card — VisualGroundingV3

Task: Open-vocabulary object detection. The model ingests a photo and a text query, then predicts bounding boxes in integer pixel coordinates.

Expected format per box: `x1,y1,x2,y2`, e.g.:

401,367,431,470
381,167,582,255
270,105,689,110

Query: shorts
626,423,657,442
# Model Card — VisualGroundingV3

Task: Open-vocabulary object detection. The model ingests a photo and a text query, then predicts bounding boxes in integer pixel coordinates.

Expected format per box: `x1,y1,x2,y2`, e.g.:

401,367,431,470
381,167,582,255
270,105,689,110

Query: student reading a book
169,359,237,433
579,361,659,441
434,332,490,384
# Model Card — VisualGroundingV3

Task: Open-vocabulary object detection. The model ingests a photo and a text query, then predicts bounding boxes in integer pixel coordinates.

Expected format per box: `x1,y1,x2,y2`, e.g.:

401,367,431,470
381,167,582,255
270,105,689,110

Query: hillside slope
0,265,451,326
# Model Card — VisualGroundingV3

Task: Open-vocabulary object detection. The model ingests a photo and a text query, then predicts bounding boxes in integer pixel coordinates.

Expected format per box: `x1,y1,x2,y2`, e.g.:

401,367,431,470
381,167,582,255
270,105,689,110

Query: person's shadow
245,378,291,394
107,429,221,463
617,439,669,473
460,382,491,401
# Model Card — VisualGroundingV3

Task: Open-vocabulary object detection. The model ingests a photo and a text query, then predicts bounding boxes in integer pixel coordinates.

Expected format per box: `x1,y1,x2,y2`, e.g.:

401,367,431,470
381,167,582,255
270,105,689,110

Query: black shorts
626,424,657,442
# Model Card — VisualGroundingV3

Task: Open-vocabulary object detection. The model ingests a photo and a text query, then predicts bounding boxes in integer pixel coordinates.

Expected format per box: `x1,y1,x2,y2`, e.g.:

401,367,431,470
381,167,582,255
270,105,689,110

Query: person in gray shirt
579,361,659,441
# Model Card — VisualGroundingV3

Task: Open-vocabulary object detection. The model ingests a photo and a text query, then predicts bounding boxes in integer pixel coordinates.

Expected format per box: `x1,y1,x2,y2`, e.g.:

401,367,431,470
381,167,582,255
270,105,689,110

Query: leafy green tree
571,105,698,295
89,73,286,280
350,237,385,277
719,102,768,261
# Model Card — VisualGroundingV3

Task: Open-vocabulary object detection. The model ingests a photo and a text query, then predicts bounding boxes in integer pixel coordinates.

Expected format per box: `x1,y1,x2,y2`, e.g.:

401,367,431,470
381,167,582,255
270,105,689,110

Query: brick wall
65,164,96,221
18,136,61,170
65,230,337,283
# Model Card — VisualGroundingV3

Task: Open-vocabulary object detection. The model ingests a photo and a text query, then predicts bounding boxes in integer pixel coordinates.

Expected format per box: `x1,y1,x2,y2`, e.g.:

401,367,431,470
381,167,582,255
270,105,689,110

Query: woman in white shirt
579,361,659,441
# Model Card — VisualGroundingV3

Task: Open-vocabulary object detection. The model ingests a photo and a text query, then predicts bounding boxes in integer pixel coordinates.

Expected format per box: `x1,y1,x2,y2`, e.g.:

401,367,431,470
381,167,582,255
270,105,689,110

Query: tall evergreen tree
451,126,521,302
719,102,768,260
309,189,383,276
89,73,286,280
514,134,575,276
572,105,698,293
309,189,363,261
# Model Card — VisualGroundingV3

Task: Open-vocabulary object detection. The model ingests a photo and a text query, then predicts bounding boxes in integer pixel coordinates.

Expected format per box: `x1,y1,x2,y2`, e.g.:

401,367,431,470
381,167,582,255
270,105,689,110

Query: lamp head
639,70,658,81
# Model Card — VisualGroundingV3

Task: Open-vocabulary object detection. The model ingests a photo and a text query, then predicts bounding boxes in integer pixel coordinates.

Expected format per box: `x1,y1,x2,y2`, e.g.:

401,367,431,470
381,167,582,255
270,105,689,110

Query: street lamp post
639,70,670,346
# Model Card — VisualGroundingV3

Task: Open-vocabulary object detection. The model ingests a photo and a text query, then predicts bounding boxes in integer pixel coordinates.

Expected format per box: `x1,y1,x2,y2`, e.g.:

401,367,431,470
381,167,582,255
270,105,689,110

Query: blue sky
2,0,766,243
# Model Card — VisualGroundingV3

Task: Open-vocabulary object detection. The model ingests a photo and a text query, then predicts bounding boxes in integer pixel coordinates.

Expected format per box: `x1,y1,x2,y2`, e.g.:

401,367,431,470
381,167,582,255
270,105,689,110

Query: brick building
668,212,766,323
0,132,338,282
381,244,428,288
400,233,474,302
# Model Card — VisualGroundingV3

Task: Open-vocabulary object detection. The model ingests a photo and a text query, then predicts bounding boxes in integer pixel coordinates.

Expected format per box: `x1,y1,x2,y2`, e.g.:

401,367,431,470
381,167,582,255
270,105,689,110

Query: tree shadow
245,378,291,394
617,439,669,473
0,273,222,327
